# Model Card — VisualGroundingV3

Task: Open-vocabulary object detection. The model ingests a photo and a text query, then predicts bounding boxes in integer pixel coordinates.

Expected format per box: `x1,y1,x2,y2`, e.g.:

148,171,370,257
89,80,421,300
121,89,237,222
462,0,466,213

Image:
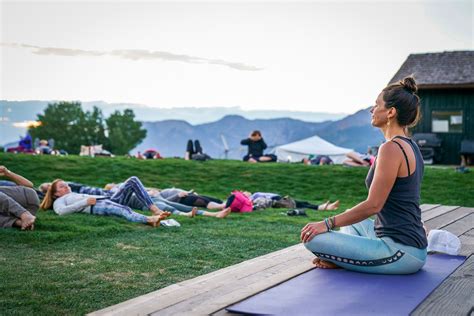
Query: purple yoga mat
226,254,465,316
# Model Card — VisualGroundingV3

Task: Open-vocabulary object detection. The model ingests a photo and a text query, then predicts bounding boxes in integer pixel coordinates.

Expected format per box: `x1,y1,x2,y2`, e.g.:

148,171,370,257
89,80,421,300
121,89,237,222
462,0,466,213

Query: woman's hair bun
400,76,417,94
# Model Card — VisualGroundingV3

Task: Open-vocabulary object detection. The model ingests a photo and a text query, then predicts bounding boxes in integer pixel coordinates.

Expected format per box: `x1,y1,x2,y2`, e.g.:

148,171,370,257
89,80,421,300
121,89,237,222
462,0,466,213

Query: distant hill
318,108,384,153
135,109,384,159
0,100,383,157
0,100,346,144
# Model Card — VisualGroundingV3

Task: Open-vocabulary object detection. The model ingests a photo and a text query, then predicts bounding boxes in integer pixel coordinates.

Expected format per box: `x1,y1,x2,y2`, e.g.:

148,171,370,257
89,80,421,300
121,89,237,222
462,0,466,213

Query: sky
0,0,472,114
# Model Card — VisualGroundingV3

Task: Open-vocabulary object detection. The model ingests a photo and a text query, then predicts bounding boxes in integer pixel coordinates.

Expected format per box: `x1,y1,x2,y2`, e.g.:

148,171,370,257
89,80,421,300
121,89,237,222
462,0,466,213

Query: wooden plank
211,310,232,316
91,244,299,310
89,244,313,316
421,205,460,222
411,255,474,316
441,213,474,237
91,205,474,316
152,257,314,315
424,207,473,231
459,229,474,257
420,204,441,213
127,254,312,316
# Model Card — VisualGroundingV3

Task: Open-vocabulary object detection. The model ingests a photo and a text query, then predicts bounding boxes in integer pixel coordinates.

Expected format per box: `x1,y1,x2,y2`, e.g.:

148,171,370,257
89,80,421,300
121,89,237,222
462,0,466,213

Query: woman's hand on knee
301,221,327,243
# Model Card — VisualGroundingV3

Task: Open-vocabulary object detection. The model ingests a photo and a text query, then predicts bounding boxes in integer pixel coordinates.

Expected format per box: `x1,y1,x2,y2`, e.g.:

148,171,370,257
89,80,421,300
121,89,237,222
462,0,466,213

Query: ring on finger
306,232,311,235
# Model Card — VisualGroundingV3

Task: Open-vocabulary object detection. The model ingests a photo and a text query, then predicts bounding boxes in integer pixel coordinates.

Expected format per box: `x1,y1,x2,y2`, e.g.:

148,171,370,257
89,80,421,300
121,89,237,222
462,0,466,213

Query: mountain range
136,109,384,159
0,100,384,158
0,100,346,144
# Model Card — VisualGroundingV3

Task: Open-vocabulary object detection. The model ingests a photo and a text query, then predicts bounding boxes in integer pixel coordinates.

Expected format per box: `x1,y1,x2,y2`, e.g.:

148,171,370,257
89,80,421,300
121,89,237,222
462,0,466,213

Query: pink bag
229,191,253,213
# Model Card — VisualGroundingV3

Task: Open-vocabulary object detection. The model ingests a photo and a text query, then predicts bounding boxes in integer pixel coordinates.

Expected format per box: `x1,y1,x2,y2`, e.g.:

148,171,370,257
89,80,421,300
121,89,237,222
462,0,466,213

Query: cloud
0,42,263,71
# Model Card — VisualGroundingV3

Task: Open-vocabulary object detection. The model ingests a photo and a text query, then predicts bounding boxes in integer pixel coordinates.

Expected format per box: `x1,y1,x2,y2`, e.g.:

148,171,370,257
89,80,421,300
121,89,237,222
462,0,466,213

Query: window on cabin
431,111,463,133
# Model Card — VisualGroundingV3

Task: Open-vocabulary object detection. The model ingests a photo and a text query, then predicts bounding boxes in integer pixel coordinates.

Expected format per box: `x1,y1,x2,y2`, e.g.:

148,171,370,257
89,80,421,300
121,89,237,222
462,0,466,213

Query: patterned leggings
304,219,427,274
92,200,147,223
110,176,154,210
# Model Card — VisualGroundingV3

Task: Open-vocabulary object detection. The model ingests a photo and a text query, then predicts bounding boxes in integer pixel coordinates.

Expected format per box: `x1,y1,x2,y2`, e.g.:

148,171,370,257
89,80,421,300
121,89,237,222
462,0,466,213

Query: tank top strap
391,138,410,177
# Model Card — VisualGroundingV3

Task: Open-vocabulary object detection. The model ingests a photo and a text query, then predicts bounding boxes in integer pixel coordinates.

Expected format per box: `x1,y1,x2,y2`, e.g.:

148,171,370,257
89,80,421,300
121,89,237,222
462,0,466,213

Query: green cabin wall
412,88,474,164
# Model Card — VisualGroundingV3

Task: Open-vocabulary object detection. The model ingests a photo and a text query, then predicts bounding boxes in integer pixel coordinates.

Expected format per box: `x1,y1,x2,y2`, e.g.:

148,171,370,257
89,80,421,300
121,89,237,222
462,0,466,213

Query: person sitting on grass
241,130,277,163
301,76,428,274
40,177,170,227
246,191,339,211
0,166,38,230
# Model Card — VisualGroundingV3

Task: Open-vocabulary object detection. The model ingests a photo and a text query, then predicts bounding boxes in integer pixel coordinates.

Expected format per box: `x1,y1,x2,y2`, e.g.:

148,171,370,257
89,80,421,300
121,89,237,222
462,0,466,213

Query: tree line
29,102,146,155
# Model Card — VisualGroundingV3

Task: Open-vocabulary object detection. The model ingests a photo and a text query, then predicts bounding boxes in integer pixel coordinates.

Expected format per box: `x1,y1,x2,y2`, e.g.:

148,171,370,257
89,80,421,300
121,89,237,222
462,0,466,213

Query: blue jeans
304,219,427,274
110,177,154,210
92,200,147,224
152,197,205,216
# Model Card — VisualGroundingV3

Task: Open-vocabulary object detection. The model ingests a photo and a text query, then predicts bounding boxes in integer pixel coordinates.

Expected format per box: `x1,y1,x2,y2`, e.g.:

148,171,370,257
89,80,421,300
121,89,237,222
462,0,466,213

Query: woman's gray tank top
365,136,428,249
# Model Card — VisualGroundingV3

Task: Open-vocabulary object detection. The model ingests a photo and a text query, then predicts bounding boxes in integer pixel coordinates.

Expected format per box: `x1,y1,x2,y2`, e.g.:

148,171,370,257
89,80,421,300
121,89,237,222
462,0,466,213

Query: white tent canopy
273,135,353,164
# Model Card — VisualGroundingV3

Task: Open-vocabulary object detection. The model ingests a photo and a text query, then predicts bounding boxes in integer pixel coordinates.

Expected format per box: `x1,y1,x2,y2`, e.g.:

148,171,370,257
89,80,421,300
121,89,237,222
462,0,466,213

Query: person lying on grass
0,166,38,230
39,181,114,198
243,191,339,211
40,177,170,227
122,187,231,219
301,76,428,274
41,181,231,219
156,188,228,211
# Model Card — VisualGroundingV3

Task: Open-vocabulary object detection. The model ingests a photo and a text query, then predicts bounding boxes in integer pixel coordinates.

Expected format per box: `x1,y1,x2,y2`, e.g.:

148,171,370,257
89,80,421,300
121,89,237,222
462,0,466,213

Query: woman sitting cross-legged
301,77,428,274
40,177,170,227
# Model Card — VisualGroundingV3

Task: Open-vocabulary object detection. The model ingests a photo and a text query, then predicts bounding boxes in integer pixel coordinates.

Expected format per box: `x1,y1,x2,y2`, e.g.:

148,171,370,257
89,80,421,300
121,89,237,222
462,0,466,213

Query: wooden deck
90,204,474,316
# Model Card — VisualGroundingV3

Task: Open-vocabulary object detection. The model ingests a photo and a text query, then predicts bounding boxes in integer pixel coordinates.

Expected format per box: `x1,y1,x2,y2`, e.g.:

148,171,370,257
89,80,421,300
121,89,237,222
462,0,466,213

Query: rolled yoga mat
226,254,466,316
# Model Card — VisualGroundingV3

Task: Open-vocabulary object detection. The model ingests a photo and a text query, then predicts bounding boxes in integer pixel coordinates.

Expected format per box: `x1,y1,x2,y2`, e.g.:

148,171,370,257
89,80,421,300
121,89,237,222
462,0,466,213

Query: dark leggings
178,194,222,207
272,195,319,210
225,195,236,208
186,140,203,155
295,200,319,210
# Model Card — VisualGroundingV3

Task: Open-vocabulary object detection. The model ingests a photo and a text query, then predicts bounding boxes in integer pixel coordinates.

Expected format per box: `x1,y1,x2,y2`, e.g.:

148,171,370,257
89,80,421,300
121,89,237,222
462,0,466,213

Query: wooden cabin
389,51,474,164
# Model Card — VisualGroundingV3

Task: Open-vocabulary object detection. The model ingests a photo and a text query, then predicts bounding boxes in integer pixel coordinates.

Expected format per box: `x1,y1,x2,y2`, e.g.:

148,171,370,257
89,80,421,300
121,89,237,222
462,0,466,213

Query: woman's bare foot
20,212,36,230
312,257,340,269
147,215,162,227
215,207,231,219
326,200,340,211
150,205,162,216
159,212,171,219
183,207,198,218
318,201,330,211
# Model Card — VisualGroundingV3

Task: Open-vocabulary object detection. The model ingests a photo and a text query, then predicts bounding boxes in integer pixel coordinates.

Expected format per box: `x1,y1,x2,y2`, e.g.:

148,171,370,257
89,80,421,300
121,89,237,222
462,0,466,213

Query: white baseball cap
427,229,461,255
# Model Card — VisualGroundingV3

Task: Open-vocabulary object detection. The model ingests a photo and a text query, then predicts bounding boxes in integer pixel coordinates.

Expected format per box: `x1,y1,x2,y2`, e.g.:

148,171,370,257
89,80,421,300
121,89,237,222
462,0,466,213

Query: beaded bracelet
324,218,331,232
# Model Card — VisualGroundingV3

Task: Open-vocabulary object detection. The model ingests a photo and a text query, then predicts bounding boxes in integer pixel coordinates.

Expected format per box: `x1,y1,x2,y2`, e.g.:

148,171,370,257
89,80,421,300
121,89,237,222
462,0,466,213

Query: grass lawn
1,154,473,315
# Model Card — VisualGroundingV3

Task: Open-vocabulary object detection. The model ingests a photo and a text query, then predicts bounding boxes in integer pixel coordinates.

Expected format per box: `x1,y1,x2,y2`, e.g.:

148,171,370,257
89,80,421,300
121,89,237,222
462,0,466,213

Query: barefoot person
40,177,169,227
0,166,39,230
301,77,428,274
